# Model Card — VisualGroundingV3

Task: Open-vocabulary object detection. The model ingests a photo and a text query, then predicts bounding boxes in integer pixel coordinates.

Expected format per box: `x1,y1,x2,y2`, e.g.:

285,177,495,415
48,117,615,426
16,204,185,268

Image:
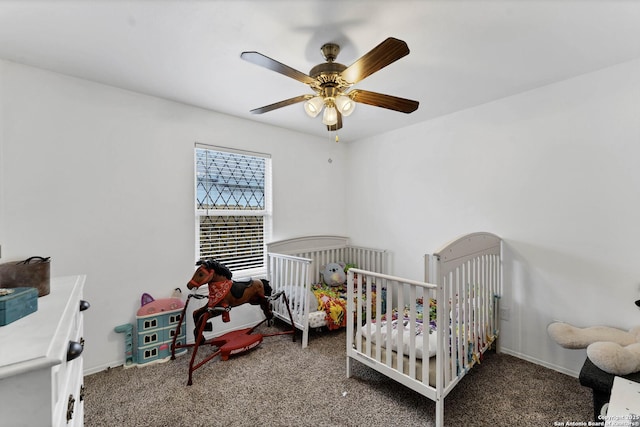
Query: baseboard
499,347,580,378
84,361,123,376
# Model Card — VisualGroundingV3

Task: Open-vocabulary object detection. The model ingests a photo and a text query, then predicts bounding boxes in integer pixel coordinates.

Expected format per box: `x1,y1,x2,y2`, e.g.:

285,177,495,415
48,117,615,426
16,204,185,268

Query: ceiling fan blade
241,51,316,85
327,111,343,132
249,94,313,114
349,89,419,113
340,37,410,84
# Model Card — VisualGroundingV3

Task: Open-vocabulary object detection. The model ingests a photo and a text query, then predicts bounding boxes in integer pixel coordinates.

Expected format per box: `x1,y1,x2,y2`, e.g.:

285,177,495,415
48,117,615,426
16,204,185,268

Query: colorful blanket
311,283,383,331
312,284,347,330
380,297,437,332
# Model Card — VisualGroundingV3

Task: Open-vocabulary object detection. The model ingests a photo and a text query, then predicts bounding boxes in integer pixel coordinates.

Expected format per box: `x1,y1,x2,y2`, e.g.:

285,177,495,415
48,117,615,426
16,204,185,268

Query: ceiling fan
240,37,419,132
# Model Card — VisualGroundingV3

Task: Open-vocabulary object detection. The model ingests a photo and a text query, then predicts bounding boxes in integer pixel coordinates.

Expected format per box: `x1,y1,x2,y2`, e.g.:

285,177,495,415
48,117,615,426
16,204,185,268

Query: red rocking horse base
212,328,263,361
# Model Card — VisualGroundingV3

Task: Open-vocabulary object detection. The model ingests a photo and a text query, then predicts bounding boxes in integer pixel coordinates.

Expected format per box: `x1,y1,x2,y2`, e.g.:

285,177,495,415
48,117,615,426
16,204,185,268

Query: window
144,333,158,344
143,319,157,330
195,144,272,277
144,348,157,359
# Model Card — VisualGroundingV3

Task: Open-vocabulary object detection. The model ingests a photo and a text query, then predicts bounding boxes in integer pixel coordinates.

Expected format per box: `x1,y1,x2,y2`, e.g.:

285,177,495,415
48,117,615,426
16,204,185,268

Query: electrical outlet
499,307,510,321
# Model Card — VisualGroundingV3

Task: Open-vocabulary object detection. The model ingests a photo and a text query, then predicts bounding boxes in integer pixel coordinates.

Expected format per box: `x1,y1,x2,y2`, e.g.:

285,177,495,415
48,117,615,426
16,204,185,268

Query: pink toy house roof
137,297,184,317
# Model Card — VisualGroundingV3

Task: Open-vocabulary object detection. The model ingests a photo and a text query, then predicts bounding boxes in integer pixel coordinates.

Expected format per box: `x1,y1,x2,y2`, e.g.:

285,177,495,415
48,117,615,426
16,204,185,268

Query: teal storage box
0,287,38,326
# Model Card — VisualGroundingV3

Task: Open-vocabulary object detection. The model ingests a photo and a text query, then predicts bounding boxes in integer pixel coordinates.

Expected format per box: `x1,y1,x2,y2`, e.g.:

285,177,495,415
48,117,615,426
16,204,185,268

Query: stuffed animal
548,322,640,375
321,262,346,287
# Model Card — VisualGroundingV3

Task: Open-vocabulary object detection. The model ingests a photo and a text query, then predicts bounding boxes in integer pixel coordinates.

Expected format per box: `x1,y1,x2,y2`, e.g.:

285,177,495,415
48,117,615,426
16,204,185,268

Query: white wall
0,60,347,373
3,57,639,378
346,58,640,376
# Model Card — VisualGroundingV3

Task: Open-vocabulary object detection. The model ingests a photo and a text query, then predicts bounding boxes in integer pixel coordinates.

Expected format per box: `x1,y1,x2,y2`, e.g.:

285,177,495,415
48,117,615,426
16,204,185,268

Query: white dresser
0,275,88,427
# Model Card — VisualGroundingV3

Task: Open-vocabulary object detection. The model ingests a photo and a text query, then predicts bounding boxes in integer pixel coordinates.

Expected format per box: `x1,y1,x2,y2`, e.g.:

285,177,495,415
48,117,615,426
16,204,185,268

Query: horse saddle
230,277,255,299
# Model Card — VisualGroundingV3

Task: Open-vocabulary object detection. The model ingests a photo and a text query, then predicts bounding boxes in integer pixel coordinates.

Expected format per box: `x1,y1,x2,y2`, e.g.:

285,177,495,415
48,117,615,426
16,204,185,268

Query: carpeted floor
84,323,593,426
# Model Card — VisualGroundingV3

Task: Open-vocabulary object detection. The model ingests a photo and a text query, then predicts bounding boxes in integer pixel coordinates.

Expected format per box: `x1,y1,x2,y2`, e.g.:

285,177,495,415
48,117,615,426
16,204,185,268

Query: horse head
188,259,233,289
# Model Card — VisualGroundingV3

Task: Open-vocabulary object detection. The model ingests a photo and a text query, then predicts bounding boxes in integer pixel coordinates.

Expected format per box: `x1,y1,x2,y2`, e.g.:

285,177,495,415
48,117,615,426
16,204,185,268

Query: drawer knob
67,341,84,361
79,300,91,312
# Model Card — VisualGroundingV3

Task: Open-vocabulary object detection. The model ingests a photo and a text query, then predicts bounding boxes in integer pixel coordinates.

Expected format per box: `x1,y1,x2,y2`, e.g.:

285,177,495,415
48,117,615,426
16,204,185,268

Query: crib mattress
308,311,327,328
356,337,437,387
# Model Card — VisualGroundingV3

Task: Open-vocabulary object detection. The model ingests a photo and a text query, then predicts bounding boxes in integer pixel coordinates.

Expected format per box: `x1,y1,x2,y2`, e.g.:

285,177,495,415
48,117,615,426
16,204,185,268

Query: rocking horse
170,259,295,385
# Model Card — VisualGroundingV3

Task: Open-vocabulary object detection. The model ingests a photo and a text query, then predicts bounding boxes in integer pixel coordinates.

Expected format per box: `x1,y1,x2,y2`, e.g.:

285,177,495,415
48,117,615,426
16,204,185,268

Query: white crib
266,235,388,348
346,232,502,427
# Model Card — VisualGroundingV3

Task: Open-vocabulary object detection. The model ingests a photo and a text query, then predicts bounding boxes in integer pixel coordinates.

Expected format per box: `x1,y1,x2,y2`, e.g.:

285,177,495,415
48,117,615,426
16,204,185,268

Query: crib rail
267,237,387,348
288,245,387,285
267,253,312,345
347,269,440,399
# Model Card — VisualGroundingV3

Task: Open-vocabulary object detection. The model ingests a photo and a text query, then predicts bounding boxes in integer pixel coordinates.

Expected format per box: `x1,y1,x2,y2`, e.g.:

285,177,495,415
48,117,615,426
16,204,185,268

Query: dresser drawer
54,355,84,427
53,311,85,421
0,275,88,427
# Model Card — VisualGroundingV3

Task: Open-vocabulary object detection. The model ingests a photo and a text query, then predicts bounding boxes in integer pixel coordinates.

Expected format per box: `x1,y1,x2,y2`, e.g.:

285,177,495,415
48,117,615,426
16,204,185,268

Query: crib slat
268,240,387,349
408,284,417,379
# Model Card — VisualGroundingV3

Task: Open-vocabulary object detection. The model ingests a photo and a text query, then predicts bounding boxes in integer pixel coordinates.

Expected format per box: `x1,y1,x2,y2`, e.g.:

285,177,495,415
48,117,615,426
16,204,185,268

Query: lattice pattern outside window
196,149,265,210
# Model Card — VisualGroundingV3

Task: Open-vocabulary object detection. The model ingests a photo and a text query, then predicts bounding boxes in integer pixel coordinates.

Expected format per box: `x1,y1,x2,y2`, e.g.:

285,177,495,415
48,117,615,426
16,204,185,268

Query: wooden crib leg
435,397,444,427
302,325,309,348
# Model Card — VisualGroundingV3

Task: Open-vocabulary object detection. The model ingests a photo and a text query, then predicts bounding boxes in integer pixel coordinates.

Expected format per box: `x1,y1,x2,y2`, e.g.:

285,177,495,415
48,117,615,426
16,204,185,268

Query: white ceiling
1,0,640,142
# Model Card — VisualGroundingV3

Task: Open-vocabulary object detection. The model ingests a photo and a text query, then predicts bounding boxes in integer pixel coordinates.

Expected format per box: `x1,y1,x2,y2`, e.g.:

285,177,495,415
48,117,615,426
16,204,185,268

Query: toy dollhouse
114,292,187,367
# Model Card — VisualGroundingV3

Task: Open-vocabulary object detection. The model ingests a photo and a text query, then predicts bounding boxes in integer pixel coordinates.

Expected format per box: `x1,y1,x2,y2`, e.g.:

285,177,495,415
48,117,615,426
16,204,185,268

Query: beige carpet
84,323,592,426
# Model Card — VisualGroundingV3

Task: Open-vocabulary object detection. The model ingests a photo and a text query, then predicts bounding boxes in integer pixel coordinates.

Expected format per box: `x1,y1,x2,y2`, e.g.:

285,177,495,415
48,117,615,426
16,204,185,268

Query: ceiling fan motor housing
309,62,350,96
310,43,351,96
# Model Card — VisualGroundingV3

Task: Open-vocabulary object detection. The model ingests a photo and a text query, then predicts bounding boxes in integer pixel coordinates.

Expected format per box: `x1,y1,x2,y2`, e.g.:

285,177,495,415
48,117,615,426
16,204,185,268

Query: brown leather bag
0,256,51,297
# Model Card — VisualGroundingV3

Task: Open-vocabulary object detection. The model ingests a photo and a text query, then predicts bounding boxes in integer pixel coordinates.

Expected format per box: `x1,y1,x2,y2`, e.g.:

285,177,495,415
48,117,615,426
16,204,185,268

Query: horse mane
196,259,233,280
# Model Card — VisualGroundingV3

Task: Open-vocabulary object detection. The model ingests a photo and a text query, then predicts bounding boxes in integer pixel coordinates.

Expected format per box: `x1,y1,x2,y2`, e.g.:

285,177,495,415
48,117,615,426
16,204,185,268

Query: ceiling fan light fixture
304,96,324,118
335,94,355,117
322,105,338,126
